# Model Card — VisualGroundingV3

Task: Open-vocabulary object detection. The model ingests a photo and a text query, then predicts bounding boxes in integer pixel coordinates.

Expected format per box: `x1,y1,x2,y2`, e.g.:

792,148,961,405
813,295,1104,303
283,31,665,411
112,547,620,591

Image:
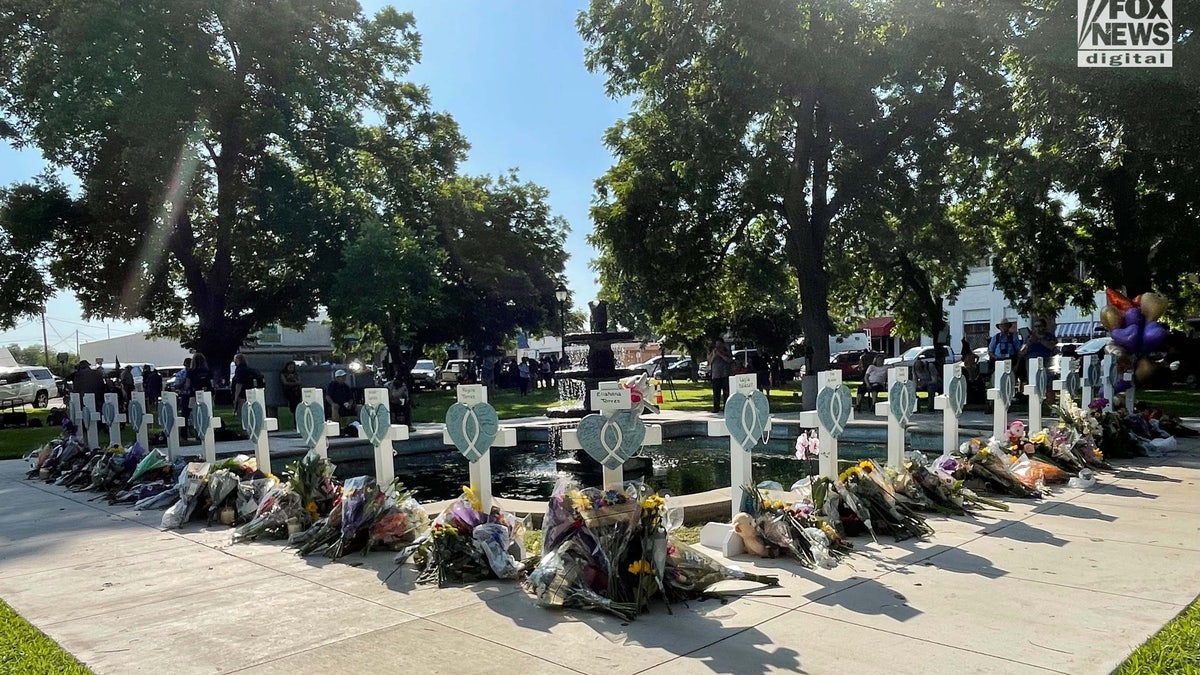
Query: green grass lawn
1117,597,1200,674
0,598,91,674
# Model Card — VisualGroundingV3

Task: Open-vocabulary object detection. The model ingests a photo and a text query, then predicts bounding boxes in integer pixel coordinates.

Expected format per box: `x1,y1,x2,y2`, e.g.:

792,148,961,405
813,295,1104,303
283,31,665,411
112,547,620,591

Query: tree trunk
1104,162,1152,297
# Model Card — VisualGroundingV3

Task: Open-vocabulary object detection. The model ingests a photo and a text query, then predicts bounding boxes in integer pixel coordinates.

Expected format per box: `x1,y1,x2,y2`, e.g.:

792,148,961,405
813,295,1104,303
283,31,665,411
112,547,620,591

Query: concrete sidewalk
1,442,1198,674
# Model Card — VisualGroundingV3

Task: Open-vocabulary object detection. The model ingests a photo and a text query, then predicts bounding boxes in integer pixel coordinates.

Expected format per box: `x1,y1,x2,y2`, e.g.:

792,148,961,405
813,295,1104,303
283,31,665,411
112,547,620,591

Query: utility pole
41,309,50,367
75,330,79,359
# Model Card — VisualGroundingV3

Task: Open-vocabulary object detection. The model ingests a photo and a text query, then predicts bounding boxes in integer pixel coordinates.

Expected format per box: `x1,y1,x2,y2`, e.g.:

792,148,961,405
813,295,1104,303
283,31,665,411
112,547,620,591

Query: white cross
440,384,518,513
296,387,341,460
81,394,100,450
1024,357,1045,432
987,359,1014,440
561,380,662,491
102,392,126,449
1053,357,1077,409
128,391,154,450
192,390,223,463
159,392,185,461
244,388,279,474
875,367,913,470
934,363,965,457
797,370,851,481
359,387,412,488
699,373,767,557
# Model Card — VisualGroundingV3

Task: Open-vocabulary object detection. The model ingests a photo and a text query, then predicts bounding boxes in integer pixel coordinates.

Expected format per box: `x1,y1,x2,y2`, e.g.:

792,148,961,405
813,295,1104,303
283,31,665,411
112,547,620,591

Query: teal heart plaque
191,400,212,439
158,400,176,436
445,402,500,462
242,399,266,445
1034,366,1049,399
1085,359,1101,387
81,405,94,431
359,403,390,447
997,370,1014,408
101,399,118,428
889,378,916,425
1064,370,1080,399
816,385,852,439
724,390,770,451
946,372,966,417
577,410,646,470
296,400,325,447
128,399,145,429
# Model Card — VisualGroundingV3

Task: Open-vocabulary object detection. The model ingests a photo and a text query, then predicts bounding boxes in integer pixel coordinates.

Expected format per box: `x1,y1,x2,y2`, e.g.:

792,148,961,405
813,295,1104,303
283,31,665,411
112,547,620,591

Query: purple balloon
1123,307,1144,328
1114,379,1133,394
1142,321,1168,353
1111,324,1141,354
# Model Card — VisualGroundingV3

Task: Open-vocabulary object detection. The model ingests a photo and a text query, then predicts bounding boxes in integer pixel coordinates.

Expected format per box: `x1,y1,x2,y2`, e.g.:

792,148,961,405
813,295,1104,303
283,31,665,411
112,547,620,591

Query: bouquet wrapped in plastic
958,439,1043,499
836,460,933,542
399,487,523,587
232,487,308,543
161,462,211,529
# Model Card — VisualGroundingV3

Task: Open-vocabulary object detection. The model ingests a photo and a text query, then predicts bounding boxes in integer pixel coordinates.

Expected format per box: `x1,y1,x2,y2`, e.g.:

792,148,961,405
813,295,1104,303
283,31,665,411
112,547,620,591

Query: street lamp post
555,283,568,364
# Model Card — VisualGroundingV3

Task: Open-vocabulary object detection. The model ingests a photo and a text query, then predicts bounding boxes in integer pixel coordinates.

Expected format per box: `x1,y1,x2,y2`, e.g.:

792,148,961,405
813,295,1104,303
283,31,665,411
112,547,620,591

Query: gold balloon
1139,292,1167,322
1100,305,1124,331
1135,357,1158,385
1118,354,1134,371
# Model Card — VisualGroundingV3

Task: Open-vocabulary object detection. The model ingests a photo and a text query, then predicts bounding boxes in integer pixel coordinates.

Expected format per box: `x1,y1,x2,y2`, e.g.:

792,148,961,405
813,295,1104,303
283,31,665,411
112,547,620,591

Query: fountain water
546,301,638,418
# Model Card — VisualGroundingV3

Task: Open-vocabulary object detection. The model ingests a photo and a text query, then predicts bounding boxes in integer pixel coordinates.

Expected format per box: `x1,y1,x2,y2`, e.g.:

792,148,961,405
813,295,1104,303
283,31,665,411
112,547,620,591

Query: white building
945,265,1106,350
80,332,192,367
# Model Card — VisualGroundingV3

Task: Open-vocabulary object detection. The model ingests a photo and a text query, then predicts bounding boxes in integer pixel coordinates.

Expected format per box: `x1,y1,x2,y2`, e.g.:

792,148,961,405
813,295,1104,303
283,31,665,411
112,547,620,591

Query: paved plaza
0,426,1197,674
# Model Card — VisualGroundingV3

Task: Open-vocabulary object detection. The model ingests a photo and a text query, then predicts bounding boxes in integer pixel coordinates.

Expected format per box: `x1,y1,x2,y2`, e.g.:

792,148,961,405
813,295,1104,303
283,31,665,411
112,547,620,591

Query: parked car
831,350,876,382
440,359,475,388
410,359,439,390
884,345,959,369
0,365,58,408
632,355,682,377
665,356,695,380
159,365,187,392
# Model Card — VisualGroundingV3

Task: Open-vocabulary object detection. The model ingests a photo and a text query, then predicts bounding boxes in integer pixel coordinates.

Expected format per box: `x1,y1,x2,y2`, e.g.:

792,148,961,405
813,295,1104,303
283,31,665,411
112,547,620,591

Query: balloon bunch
1099,288,1168,390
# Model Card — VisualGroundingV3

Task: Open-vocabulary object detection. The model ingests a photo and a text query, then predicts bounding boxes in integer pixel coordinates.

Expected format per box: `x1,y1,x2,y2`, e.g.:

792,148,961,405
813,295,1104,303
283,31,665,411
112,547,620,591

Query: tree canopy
0,1,464,370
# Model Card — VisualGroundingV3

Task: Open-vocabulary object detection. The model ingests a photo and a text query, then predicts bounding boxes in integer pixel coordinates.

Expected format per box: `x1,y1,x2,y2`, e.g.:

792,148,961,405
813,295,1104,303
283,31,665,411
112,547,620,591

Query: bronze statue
587,300,609,334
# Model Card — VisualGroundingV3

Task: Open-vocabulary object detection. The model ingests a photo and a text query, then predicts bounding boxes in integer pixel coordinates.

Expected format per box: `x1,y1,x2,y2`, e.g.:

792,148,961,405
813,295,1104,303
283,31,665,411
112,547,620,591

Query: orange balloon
1106,288,1133,311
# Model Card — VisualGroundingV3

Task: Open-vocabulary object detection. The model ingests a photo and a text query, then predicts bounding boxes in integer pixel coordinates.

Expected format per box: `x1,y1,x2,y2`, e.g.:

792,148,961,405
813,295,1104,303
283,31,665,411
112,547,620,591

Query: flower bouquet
663,538,780,603
161,462,211,529
887,453,969,516
528,478,655,619
957,439,1043,499
326,476,391,560
737,485,849,568
232,487,309,543
368,492,429,552
926,454,1010,512
836,460,933,542
402,487,523,587
285,451,339,522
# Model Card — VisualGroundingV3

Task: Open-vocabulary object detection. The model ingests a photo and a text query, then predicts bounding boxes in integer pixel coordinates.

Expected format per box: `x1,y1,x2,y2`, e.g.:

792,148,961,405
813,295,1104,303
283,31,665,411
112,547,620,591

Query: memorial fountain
547,300,638,418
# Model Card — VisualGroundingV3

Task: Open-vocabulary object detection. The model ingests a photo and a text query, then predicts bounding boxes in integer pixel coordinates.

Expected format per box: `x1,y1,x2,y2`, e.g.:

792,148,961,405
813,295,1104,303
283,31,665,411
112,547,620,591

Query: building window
963,322,990,350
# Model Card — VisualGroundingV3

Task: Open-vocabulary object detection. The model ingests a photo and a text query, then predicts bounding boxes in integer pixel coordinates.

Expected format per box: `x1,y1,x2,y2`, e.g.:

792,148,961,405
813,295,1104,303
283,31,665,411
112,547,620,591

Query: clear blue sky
0,0,628,349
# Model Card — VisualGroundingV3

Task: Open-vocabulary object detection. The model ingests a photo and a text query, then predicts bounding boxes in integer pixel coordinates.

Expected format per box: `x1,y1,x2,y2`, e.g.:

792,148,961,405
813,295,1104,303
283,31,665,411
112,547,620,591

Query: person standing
279,361,302,415
142,365,163,410
708,338,734,413
987,319,1022,364
517,358,531,396
71,360,105,420
119,365,135,410
1023,318,1057,363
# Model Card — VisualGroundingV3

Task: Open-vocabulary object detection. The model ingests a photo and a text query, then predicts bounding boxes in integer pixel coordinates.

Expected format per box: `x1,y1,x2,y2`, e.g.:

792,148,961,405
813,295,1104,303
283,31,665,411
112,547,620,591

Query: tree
581,0,993,379
0,1,464,372
994,0,1200,316
326,172,570,369
828,1,1015,360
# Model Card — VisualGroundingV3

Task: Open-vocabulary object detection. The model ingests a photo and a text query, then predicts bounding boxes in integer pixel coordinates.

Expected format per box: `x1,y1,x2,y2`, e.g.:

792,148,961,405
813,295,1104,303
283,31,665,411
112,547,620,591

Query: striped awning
1057,321,1099,340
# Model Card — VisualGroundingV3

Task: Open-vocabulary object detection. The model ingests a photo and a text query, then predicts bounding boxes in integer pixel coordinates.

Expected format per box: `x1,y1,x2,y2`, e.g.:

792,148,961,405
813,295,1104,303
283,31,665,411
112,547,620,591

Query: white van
0,366,58,408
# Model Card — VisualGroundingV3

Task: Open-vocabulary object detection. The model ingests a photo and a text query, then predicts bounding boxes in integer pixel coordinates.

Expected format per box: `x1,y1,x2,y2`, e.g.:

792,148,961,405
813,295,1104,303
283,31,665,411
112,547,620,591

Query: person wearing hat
987,318,1022,364
324,369,357,429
